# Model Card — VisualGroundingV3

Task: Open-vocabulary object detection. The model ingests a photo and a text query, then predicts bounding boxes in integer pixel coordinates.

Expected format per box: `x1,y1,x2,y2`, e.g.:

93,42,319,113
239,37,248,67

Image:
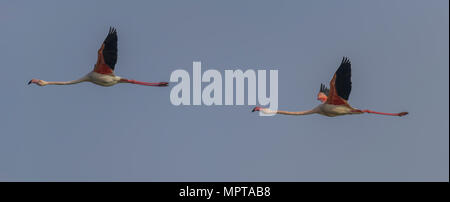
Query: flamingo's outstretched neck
28,77,87,86
252,107,317,115
120,78,168,87
363,110,408,117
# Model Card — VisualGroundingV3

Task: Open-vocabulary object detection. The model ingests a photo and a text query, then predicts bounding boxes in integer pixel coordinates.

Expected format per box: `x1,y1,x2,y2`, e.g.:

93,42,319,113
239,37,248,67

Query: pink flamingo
28,27,168,87
253,57,408,117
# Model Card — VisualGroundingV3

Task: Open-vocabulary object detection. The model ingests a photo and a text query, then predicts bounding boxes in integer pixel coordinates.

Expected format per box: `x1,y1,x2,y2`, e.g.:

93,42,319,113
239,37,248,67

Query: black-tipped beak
252,107,261,112
28,80,32,85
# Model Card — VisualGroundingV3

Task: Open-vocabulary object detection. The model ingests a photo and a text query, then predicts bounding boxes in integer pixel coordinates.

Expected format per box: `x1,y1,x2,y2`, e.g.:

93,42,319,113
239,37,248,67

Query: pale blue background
0,0,448,181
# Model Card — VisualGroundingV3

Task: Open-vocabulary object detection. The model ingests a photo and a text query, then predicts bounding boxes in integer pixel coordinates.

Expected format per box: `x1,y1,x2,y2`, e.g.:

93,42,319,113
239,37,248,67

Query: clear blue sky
0,0,448,181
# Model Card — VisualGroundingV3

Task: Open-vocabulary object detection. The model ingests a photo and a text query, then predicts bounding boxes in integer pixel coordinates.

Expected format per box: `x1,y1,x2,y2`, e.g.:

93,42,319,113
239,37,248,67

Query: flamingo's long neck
362,110,408,117
45,77,88,85
261,108,317,115
119,78,168,86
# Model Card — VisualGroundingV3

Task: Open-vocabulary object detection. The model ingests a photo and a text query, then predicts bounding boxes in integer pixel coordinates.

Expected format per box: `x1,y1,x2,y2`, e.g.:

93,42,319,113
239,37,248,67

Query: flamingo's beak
252,107,261,112
28,79,46,86
28,79,39,85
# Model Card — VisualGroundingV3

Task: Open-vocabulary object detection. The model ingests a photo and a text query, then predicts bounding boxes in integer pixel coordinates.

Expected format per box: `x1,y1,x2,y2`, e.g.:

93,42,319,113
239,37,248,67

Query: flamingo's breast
87,72,120,87
319,104,354,117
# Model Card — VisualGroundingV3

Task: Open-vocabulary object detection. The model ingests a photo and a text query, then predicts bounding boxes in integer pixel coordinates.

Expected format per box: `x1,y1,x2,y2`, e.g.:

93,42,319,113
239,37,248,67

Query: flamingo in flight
28,27,168,87
252,57,408,117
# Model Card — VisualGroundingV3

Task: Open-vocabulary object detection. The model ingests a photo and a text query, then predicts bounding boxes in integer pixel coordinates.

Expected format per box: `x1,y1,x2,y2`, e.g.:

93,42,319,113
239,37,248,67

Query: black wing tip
335,56,352,100
319,83,329,95
103,26,118,70
341,56,351,64
104,27,118,43
337,56,352,73
107,26,117,36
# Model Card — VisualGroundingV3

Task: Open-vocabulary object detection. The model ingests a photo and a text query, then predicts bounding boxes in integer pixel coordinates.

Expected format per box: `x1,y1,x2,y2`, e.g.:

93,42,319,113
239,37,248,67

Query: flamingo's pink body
253,57,408,117
28,27,168,87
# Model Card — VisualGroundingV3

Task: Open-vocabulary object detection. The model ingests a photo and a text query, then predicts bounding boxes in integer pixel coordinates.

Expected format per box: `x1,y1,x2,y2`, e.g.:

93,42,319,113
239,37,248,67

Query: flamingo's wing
317,83,330,101
320,83,330,96
325,57,352,105
94,27,118,75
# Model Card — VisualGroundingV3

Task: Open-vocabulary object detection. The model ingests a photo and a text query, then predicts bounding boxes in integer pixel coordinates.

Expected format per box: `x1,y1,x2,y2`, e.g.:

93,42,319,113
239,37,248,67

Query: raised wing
325,57,352,105
94,27,118,74
317,83,330,103
320,83,329,96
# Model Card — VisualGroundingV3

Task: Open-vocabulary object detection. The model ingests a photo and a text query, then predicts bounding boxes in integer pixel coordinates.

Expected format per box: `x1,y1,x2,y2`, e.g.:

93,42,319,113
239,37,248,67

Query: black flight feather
102,27,118,70
334,56,352,100
320,83,330,96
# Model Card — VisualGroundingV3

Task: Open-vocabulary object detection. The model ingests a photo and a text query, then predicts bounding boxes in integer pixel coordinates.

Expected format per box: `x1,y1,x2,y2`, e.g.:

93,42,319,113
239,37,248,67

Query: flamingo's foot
398,112,409,117
158,82,169,87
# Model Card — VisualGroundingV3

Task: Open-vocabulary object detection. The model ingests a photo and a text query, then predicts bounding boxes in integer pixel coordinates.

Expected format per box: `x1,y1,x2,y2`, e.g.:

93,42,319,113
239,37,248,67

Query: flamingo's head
317,92,327,103
252,107,262,112
28,79,47,86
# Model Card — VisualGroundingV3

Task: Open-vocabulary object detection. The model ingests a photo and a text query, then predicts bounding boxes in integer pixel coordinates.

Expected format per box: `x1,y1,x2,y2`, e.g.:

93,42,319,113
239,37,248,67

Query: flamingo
252,57,408,117
28,27,168,87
